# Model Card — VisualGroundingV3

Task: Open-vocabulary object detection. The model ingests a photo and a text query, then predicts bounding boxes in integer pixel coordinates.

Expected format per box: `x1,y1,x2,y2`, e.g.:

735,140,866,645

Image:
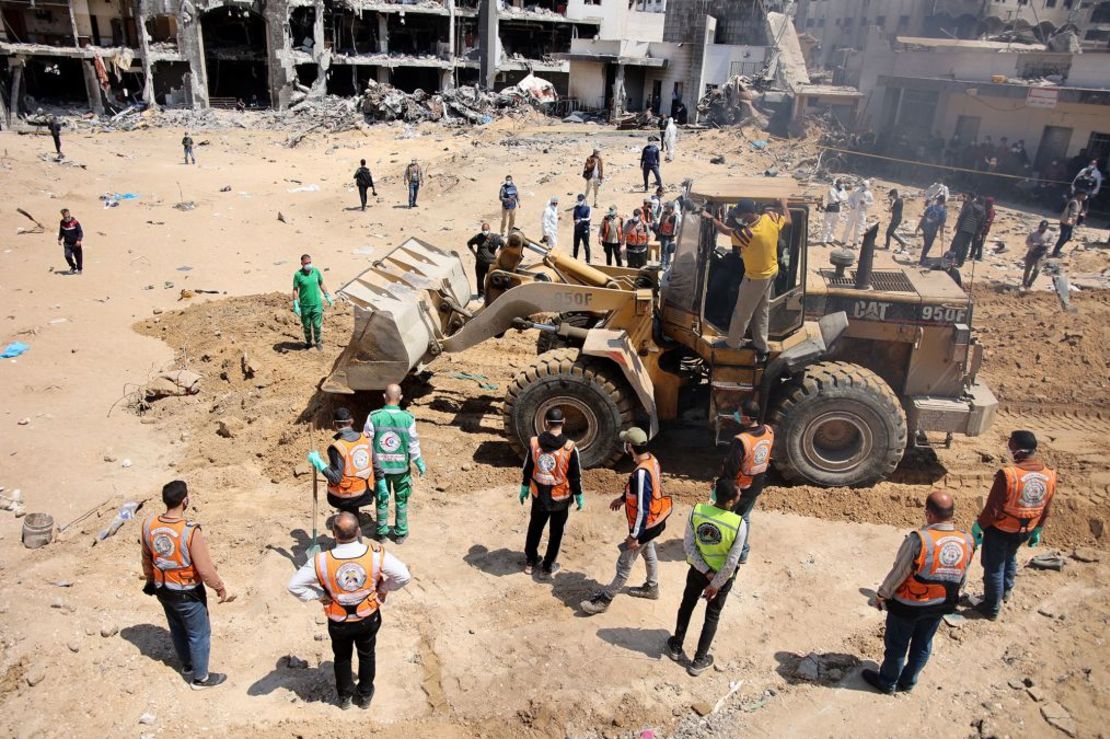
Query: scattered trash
219,185,232,192
750,139,768,150
138,713,156,725
711,679,744,715
16,208,45,234
277,212,288,223
121,459,133,468
176,265,193,272
943,612,967,627
95,501,140,542
710,155,726,165
100,192,139,208
1,341,30,358
22,512,55,549
287,184,320,193
448,372,498,391
17,418,30,426
697,75,770,128
1029,554,1066,571
173,201,196,211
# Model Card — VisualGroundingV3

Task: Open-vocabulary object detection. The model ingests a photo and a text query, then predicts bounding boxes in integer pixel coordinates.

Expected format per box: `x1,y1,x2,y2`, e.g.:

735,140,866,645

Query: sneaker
627,583,659,600
74,269,82,275
392,533,408,545
665,636,684,662
687,654,714,676
523,563,534,576
861,668,894,695
975,604,1000,621
182,665,193,678
579,593,612,615
755,351,770,364
304,342,313,350
1002,589,1013,603
315,342,323,352
738,552,749,565
540,562,561,580
375,529,390,541
337,695,353,710
895,682,914,694
355,687,375,709
190,672,227,690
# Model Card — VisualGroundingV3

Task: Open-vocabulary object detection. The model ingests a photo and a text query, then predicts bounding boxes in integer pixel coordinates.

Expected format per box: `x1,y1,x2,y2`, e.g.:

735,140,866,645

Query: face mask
481,230,490,236
302,264,312,272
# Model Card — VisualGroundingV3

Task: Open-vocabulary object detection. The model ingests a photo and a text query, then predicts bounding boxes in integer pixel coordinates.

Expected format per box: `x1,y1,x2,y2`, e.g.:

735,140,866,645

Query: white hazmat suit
840,181,874,247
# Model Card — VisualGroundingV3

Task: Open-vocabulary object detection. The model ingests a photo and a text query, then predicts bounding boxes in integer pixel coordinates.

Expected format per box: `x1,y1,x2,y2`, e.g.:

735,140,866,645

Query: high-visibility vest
893,527,974,609
624,454,672,530
659,213,677,237
370,407,415,475
601,217,622,244
314,542,384,623
994,465,1056,533
688,503,743,572
625,219,649,248
142,515,200,591
328,435,373,498
529,437,575,502
735,426,774,490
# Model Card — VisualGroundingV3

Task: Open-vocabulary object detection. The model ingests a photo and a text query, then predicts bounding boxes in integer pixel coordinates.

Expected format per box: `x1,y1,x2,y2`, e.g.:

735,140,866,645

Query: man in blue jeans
141,480,234,689
404,159,423,208
972,430,1056,619
864,490,975,694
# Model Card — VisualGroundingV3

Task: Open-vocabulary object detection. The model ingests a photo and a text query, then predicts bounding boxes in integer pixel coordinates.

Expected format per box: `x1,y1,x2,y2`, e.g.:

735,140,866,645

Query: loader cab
661,177,808,350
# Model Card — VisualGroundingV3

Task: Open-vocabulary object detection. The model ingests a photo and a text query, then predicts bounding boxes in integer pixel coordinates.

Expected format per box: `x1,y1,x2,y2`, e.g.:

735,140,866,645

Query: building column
8,59,24,121
376,66,390,84
478,0,498,90
311,0,327,95
610,63,625,121
177,1,209,108
82,59,106,114
136,0,155,105
377,14,389,53
266,0,294,109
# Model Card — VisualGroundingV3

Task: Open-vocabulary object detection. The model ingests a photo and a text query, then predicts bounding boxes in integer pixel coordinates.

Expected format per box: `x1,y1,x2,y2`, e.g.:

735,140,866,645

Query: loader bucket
323,238,470,394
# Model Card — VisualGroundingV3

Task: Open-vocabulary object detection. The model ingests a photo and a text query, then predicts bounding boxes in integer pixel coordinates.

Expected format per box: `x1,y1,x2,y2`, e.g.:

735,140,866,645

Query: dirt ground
0,118,1107,738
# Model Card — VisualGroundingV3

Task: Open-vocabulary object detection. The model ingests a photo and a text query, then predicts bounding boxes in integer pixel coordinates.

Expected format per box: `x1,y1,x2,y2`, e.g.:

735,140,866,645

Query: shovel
306,473,321,558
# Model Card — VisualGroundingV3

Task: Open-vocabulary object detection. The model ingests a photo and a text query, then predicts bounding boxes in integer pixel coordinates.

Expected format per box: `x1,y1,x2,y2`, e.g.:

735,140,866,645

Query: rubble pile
357,79,547,124
697,75,770,128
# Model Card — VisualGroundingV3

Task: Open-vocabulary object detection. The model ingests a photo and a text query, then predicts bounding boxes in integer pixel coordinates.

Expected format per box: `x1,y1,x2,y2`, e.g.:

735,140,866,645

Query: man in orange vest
864,490,974,694
141,480,234,690
519,407,584,579
581,427,673,614
624,209,651,268
287,511,411,710
720,399,774,564
309,407,386,520
972,429,1055,620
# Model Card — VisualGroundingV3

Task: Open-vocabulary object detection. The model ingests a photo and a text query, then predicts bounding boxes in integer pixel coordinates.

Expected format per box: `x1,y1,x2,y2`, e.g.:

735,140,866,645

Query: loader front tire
504,349,634,468
771,361,907,488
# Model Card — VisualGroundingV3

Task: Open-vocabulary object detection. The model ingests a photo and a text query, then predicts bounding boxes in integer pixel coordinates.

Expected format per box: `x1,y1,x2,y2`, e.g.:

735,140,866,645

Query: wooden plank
687,175,799,202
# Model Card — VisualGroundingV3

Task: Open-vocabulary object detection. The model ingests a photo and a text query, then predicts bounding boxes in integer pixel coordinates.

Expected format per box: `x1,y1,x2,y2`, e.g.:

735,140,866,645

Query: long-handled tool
306,473,322,557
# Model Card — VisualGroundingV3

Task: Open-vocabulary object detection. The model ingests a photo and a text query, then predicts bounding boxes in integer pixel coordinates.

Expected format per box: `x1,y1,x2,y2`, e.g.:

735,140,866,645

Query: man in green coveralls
292,254,334,350
364,384,425,544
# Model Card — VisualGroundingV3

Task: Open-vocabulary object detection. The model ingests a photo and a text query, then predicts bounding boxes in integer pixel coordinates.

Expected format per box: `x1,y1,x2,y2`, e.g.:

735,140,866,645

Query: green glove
292,300,301,316
306,450,326,473
519,485,529,505
575,494,584,511
1027,526,1043,548
325,293,335,307
375,479,389,503
414,458,426,476
971,522,983,548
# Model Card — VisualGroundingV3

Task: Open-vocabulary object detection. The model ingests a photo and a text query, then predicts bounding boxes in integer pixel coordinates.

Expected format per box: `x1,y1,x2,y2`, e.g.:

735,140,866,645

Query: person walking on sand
542,196,560,249
365,385,425,545
354,159,377,211
141,480,234,690
839,179,873,248
572,194,592,263
1051,191,1086,257
1021,220,1051,290
499,175,520,235
287,511,411,710
599,206,623,267
583,149,604,207
580,427,672,614
404,159,423,208
519,408,584,580
884,189,908,250
663,117,678,162
666,477,746,676
182,132,196,165
819,179,845,244
641,135,663,192
917,195,948,264
291,254,334,351
57,208,83,274
48,116,62,157
863,490,974,694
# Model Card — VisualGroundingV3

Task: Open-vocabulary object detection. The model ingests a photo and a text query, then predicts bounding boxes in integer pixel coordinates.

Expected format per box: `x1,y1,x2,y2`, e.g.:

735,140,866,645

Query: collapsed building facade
0,0,803,119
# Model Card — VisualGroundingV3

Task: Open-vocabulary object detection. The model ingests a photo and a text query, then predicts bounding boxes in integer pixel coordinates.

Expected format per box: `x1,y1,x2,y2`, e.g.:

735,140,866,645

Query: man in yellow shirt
712,198,790,361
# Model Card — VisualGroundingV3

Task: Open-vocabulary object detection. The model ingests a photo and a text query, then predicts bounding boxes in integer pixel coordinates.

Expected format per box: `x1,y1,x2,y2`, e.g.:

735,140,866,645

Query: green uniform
688,503,743,572
365,404,422,537
293,266,324,346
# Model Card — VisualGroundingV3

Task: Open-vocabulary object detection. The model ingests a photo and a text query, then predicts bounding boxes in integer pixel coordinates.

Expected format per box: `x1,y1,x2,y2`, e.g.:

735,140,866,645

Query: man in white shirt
287,512,411,710
542,196,560,249
924,181,950,203
820,179,846,244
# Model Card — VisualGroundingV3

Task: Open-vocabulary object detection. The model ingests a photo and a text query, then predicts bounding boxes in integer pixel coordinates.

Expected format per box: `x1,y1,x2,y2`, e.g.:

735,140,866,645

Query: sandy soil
0,118,1107,738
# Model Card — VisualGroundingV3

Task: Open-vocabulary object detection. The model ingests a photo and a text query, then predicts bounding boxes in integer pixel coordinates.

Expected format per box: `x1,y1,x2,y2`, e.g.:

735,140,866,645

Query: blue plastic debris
1,341,30,358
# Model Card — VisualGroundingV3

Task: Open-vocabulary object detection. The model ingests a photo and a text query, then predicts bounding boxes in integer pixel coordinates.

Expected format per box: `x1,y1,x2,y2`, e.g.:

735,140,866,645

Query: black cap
736,198,758,215
334,407,353,423
1010,429,1037,452
545,407,565,424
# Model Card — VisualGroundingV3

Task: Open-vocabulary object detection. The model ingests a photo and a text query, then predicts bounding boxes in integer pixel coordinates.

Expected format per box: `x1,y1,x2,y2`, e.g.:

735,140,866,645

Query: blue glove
292,300,301,316
1027,526,1043,548
519,485,529,505
375,479,389,503
306,450,326,473
971,522,983,548
575,494,584,511
325,293,335,307
414,458,426,476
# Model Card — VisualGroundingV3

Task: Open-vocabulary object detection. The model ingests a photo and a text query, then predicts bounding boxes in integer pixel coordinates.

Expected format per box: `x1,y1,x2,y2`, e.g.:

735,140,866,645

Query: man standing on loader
292,254,334,351
720,399,773,564
308,408,386,520
519,408,584,580
364,385,425,545
581,427,672,614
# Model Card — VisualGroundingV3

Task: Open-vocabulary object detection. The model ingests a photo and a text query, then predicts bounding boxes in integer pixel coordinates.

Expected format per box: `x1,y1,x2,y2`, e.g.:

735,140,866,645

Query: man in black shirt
466,223,502,299
519,408,584,580
884,189,907,250
640,136,663,192
945,193,985,267
353,159,377,211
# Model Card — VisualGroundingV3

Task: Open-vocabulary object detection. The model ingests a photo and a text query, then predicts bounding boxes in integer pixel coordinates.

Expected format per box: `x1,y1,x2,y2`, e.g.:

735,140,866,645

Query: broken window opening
295,62,318,88
289,6,316,52
389,65,441,93
456,19,479,57
152,60,191,107
498,20,575,60
505,0,567,16
0,1,75,45
201,7,269,104
329,9,379,55
19,56,86,106
325,65,358,96
387,13,449,58
145,13,178,50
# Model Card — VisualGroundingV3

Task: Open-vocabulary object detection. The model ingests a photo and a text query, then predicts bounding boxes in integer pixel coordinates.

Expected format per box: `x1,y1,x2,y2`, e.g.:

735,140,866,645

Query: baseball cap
334,407,353,423
619,427,648,445
545,407,565,424
735,198,758,215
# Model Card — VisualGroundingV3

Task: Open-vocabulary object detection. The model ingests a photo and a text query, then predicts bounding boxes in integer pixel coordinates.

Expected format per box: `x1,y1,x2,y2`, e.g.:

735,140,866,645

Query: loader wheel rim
534,397,599,451
802,411,873,472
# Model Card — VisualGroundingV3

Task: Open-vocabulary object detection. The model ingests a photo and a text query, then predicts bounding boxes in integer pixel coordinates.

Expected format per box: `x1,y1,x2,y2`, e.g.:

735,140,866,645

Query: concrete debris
697,75,770,128
1040,702,1077,737
1071,548,1100,563
138,713,156,725
790,652,858,683
145,369,202,401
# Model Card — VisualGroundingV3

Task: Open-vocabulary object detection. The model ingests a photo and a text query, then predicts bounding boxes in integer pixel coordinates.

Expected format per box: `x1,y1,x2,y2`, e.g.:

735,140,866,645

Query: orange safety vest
314,541,384,623
601,217,622,244
143,515,200,591
735,426,775,490
529,437,575,502
994,465,1056,533
624,454,672,531
625,219,649,247
328,435,374,498
893,527,974,609
659,213,677,237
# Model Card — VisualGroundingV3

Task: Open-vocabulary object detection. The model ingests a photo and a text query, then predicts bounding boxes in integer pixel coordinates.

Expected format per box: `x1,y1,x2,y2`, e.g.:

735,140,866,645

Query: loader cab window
701,204,807,340
660,196,707,313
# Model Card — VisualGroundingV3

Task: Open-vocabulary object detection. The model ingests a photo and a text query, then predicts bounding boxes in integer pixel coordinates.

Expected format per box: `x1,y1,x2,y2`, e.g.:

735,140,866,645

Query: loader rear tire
535,312,600,354
504,348,634,468
771,361,907,488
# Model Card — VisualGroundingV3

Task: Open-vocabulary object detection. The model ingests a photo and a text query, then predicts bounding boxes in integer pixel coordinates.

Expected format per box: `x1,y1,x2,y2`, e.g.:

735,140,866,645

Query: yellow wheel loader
324,177,996,487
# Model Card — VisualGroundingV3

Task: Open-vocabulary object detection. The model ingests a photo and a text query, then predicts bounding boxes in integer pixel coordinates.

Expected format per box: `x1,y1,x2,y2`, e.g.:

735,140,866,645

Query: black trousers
884,218,906,249
524,500,569,568
626,249,647,268
52,133,61,154
673,566,735,660
573,225,591,262
329,611,381,699
358,185,369,209
475,262,489,296
64,243,83,271
642,164,662,189
602,242,622,266
948,231,974,266
970,232,986,261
